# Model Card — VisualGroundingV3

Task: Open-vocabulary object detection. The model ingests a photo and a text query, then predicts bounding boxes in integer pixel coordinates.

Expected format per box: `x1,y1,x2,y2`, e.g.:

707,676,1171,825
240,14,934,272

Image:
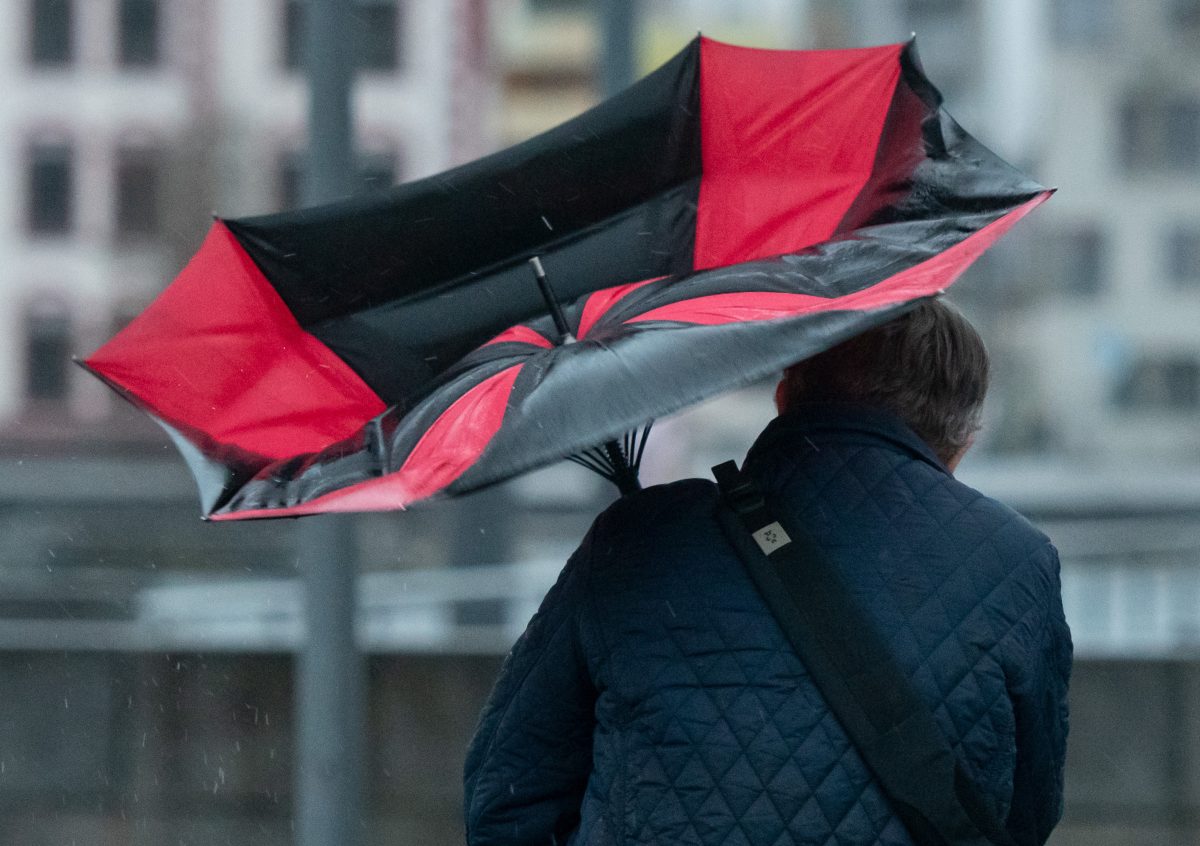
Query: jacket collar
744,401,951,477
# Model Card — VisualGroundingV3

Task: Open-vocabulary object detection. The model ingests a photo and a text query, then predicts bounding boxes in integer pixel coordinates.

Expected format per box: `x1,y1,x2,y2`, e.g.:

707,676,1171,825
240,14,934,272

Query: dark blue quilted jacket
464,403,1072,846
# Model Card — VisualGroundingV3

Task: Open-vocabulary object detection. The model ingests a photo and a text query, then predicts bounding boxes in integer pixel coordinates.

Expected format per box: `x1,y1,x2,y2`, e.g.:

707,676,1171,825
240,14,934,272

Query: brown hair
777,299,989,464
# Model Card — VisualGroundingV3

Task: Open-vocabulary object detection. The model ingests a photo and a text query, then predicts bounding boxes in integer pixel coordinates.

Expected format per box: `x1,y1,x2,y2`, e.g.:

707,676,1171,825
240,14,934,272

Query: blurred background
0,0,1198,844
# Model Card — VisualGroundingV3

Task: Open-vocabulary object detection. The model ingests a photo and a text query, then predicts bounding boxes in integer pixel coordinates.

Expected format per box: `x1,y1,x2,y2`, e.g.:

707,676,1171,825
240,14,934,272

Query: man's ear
774,378,788,415
944,433,977,473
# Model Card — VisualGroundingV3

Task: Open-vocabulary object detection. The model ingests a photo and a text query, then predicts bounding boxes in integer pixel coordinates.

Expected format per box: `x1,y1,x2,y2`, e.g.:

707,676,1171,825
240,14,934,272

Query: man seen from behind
464,299,1072,846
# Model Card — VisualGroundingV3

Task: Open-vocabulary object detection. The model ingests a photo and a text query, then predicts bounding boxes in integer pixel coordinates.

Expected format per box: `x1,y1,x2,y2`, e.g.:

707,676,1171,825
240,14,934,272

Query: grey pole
600,0,637,97
296,2,364,846
304,0,356,204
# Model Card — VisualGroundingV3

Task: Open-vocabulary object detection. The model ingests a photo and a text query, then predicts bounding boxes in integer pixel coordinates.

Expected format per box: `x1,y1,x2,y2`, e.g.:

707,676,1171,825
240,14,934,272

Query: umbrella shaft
529,256,573,342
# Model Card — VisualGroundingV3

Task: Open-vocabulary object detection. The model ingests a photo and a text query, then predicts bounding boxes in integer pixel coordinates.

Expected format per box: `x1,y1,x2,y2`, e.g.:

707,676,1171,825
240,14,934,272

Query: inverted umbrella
83,37,1049,521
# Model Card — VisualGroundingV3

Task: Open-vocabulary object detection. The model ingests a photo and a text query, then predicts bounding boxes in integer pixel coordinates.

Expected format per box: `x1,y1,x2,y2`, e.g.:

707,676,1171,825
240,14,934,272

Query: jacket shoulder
597,477,719,526
580,478,724,567
948,474,1053,552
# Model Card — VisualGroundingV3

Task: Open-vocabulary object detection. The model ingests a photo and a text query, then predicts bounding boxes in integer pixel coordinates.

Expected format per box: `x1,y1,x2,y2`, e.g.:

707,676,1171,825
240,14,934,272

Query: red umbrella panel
83,37,1050,520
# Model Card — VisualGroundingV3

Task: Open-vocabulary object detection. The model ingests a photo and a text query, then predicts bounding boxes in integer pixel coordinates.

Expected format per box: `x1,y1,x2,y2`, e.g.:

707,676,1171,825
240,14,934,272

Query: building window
118,0,160,67
1167,227,1200,286
278,149,399,210
25,303,72,402
115,148,162,239
1119,99,1152,170
1165,97,1200,169
1114,354,1200,410
283,0,400,72
30,0,72,66
356,1,400,72
27,143,73,235
1120,94,1200,172
282,0,302,70
1042,225,1105,296
1170,0,1200,30
1052,0,1114,45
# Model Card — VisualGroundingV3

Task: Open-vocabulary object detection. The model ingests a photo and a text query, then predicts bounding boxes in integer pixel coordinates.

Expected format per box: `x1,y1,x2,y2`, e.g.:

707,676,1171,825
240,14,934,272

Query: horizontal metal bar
0,618,519,655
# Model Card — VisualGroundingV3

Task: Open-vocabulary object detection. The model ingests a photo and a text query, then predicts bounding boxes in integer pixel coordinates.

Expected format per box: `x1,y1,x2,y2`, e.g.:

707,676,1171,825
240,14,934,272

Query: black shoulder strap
712,460,1018,846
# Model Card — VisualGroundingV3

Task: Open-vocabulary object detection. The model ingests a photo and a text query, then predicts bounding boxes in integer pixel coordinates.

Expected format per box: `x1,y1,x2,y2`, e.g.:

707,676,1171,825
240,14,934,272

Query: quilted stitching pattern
464,406,1070,846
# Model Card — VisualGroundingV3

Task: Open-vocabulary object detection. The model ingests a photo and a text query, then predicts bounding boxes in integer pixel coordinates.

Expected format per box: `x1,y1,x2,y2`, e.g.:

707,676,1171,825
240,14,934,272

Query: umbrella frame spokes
529,257,645,497
567,422,652,496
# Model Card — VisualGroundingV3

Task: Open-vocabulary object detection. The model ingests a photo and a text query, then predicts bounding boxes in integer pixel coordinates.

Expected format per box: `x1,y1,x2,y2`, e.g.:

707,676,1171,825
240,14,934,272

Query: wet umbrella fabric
83,37,1049,520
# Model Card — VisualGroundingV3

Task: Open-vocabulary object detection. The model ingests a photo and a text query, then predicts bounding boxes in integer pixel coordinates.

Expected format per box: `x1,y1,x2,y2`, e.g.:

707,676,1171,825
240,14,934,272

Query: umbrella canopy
83,36,1050,521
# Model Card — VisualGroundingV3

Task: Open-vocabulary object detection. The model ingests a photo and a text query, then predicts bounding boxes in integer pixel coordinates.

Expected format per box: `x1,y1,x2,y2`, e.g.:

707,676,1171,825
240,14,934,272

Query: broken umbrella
83,37,1050,520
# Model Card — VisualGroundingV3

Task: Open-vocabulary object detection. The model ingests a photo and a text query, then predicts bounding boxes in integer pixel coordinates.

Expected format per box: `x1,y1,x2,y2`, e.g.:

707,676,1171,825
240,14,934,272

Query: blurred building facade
1,1,1199,845
0,3,501,839
842,0,1200,465
0,0,494,440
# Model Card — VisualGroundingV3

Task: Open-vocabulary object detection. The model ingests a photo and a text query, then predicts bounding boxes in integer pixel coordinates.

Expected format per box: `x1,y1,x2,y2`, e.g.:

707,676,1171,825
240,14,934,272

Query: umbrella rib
569,427,653,492
568,453,616,480
576,448,614,472
633,421,653,471
588,446,617,472
570,452,606,473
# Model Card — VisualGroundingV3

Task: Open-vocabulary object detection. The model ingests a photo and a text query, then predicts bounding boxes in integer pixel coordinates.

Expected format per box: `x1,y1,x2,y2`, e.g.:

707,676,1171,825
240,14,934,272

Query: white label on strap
752,522,791,555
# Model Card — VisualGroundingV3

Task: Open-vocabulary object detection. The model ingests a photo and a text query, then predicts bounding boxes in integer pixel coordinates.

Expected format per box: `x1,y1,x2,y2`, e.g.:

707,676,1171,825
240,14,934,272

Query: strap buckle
713,461,791,555
711,460,764,517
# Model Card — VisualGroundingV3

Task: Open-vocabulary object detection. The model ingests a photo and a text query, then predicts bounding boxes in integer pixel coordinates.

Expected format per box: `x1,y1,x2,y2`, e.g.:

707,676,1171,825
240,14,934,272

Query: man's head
774,299,989,469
